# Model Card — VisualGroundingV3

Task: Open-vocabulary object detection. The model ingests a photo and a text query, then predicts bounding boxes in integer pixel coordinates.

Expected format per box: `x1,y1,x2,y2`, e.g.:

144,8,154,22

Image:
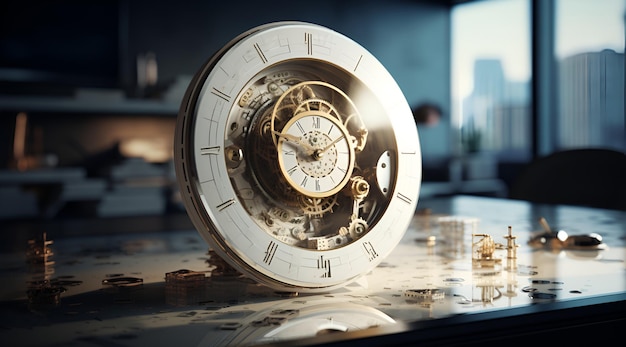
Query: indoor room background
1,0,624,225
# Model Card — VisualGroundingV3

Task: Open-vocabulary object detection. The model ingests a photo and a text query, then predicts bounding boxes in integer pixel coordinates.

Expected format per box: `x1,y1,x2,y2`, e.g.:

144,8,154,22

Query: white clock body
174,21,421,293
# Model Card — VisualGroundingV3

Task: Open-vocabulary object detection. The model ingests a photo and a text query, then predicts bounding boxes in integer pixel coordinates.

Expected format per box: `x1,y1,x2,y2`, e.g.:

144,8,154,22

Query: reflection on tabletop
1,196,625,346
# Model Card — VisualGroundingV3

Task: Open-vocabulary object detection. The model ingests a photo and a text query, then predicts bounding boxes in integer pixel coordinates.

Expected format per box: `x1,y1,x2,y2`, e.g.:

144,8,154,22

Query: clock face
175,21,421,292
274,82,356,198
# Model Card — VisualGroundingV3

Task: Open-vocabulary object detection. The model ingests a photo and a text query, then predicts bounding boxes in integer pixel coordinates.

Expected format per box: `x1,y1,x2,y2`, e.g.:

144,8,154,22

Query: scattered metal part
438,216,479,258
251,309,299,326
529,217,607,250
502,226,519,270
472,233,501,267
51,278,83,287
177,311,198,318
531,279,551,284
26,280,66,309
443,277,465,283
207,250,242,277
453,294,472,304
528,292,557,300
476,284,503,303
220,322,243,330
101,277,144,287
274,291,300,297
403,288,445,306
25,232,68,309
415,235,437,247
165,269,210,306
26,232,54,265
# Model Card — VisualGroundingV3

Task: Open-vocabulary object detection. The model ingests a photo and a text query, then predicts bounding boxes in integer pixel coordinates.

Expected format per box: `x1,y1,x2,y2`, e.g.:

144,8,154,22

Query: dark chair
509,148,626,211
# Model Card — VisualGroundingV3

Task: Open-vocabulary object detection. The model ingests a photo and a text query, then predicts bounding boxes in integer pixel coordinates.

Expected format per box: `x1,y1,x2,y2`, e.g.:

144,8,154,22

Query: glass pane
555,0,625,151
451,0,532,162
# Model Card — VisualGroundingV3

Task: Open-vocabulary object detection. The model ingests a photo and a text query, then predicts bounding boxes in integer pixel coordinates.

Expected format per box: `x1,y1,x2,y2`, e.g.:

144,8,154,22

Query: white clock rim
185,22,421,291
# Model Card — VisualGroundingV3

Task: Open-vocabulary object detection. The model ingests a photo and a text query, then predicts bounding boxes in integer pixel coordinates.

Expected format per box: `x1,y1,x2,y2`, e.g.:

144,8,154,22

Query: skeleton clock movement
174,21,421,292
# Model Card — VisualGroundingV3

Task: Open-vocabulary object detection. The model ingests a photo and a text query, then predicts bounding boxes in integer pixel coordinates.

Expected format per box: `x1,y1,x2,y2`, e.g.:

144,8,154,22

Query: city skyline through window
452,0,625,160
555,0,625,152
451,0,531,160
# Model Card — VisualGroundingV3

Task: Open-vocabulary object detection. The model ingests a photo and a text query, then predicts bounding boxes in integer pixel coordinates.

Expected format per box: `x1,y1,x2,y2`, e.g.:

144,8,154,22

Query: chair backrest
509,148,626,211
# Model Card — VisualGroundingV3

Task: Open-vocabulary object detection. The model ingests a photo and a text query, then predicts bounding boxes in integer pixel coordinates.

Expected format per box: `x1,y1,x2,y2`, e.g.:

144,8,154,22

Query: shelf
0,94,180,116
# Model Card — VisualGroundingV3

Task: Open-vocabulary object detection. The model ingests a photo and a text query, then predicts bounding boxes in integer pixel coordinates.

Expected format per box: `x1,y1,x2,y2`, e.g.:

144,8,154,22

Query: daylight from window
555,0,625,151
451,0,531,160
452,0,626,159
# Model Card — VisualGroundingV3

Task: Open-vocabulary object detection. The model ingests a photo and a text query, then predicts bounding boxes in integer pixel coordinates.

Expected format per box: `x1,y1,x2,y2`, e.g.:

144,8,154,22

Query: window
554,0,625,152
451,0,532,162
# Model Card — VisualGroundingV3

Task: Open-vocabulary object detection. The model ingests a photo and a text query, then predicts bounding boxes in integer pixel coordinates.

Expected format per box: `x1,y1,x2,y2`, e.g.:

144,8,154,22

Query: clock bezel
174,21,421,292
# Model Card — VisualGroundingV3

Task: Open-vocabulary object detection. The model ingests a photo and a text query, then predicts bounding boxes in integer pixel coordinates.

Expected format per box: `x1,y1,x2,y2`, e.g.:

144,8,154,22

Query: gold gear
348,218,369,239
297,194,337,217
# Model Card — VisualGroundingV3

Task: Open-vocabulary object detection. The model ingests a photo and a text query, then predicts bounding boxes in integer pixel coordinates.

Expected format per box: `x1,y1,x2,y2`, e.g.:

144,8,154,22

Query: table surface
1,195,625,346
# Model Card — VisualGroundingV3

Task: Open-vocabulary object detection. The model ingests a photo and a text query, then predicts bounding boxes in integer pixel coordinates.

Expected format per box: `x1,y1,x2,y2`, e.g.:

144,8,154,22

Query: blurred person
412,102,442,127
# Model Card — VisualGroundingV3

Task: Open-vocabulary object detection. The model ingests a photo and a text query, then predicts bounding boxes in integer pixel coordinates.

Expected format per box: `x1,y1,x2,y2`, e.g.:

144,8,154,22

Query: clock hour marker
296,121,305,134
312,116,320,129
304,32,313,55
263,241,278,265
317,255,331,278
397,192,412,204
363,241,379,261
253,43,268,63
200,146,221,155
354,54,363,72
216,198,236,211
211,88,230,102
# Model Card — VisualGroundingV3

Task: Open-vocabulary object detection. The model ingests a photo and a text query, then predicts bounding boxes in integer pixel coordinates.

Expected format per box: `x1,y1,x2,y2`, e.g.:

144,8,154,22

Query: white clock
174,21,421,293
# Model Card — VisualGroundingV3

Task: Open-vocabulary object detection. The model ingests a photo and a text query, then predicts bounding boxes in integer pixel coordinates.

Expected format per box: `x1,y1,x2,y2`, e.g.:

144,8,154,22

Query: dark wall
123,0,452,156
124,0,451,102
0,0,452,167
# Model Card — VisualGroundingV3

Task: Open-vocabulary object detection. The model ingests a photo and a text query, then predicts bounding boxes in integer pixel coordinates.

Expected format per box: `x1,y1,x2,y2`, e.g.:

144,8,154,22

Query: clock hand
311,134,348,160
273,131,316,155
318,135,345,156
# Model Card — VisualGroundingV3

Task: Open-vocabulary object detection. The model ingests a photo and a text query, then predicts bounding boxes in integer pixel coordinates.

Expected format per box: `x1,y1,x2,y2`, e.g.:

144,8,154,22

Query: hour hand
273,131,315,155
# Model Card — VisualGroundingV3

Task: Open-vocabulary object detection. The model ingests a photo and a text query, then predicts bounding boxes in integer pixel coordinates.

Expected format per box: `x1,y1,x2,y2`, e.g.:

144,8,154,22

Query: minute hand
319,135,346,155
